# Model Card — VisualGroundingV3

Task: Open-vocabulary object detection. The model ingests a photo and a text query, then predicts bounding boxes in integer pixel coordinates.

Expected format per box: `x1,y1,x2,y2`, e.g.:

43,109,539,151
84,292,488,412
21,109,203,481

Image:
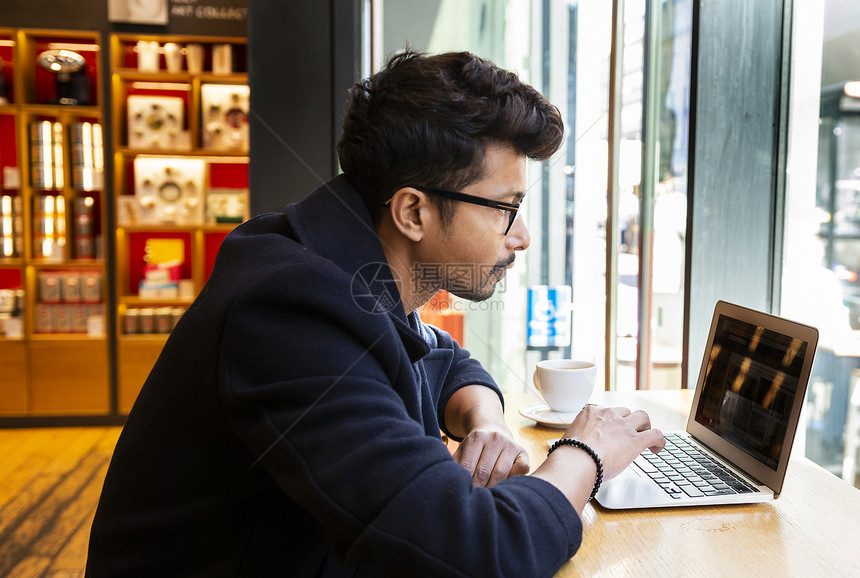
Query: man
87,50,664,576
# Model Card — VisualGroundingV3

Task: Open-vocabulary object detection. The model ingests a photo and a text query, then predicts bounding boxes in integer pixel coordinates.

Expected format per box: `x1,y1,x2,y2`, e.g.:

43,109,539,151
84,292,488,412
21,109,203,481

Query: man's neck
377,227,439,314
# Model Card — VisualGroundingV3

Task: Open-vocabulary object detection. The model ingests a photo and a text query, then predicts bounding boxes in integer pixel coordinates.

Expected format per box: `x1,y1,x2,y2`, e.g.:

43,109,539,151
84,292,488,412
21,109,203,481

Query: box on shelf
73,196,98,259
81,270,103,302
138,237,185,298
70,121,105,191
0,288,24,338
0,194,24,258
127,95,190,150
201,84,249,151
133,156,205,225
206,188,246,224
33,302,104,334
38,271,62,302
123,305,185,334
32,194,66,260
37,270,102,304
29,120,65,190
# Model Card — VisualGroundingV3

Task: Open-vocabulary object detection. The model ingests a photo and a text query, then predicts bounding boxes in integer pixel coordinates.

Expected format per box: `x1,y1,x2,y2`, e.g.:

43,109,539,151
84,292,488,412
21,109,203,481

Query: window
367,0,692,394
782,0,860,489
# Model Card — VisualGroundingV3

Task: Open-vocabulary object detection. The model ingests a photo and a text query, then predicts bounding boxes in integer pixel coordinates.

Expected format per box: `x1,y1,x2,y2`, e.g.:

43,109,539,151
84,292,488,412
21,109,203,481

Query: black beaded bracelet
547,438,604,501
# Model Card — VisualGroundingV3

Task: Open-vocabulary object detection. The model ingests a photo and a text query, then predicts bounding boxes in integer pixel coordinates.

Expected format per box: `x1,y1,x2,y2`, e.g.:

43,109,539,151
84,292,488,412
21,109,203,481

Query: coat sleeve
216,264,582,577
420,320,507,440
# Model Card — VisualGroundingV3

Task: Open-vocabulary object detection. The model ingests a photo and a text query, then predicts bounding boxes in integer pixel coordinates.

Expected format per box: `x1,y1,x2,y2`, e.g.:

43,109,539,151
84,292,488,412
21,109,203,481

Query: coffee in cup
532,358,597,413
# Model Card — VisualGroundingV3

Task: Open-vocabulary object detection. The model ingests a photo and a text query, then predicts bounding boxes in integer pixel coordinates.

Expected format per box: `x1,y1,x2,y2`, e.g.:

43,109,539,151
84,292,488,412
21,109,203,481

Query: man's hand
533,404,665,513
452,426,530,487
443,385,530,487
564,405,665,481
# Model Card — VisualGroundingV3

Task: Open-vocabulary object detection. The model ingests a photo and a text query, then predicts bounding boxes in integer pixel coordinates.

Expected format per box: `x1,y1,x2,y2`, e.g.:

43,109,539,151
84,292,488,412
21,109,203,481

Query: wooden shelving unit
109,33,248,413
0,28,109,416
0,29,248,419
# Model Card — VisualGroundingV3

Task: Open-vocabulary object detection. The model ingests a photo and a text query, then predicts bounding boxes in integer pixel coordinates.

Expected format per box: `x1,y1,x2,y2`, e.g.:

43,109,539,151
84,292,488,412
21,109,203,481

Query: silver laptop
595,300,819,509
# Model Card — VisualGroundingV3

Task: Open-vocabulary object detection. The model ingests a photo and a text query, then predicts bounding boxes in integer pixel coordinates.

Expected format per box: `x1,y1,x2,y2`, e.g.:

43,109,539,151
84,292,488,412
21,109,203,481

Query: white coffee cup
532,359,597,413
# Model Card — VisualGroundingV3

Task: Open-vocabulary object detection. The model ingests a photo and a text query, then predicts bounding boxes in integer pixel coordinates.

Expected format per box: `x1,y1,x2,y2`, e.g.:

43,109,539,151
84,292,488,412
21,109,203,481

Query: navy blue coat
86,176,581,577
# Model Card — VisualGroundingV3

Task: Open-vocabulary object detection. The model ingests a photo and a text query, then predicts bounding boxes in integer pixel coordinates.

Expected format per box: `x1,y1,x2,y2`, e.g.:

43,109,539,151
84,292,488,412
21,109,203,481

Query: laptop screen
693,314,809,471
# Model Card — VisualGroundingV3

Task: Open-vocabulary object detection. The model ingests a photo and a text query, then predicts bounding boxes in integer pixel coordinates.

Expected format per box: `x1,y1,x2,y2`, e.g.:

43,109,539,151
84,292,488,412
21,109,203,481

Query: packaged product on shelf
138,307,155,334
70,303,90,333
54,304,72,333
0,288,14,333
38,271,62,303
74,196,97,259
155,307,172,333
212,44,233,75
170,306,186,330
61,271,82,302
134,156,205,225
32,194,66,260
135,41,159,72
86,308,105,337
29,120,64,190
185,43,204,74
81,270,103,303
124,308,139,334
34,303,54,333
127,96,189,150
71,122,104,191
201,84,249,151
0,194,23,258
0,289,24,338
163,43,183,73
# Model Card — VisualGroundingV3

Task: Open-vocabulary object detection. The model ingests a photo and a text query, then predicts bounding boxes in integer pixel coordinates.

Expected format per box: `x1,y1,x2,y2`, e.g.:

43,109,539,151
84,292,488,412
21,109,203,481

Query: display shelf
114,147,247,158
15,29,101,107
118,332,170,342
117,337,166,413
0,29,108,417
113,70,248,84
28,339,109,415
2,27,248,420
28,334,107,342
109,33,247,76
0,341,28,415
108,33,248,410
0,30,17,106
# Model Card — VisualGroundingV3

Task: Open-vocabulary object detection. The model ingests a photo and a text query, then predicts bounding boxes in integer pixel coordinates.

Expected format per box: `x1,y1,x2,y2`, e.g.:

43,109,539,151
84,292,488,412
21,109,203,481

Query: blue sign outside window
527,285,572,348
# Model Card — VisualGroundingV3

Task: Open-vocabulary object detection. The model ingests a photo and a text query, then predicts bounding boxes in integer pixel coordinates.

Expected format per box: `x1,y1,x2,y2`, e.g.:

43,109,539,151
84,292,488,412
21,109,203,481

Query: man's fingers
647,428,666,453
510,451,530,476
452,443,479,476
623,409,664,453
455,442,531,487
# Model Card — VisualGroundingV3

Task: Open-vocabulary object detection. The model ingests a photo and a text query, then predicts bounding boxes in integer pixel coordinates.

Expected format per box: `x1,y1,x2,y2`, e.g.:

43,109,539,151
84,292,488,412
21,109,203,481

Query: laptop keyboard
634,433,759,499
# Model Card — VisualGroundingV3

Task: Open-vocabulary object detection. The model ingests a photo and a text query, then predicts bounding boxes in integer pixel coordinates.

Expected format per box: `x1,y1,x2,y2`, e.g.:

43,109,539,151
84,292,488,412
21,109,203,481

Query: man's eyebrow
512,191,526,203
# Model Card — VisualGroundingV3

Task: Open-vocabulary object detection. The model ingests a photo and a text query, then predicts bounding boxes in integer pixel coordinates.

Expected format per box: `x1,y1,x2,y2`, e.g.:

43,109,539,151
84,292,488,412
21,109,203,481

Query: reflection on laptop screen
694,315,809,471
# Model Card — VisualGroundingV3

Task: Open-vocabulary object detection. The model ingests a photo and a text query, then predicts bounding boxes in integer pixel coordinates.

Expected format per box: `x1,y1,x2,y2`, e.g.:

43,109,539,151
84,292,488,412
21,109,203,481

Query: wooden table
505,389,860,576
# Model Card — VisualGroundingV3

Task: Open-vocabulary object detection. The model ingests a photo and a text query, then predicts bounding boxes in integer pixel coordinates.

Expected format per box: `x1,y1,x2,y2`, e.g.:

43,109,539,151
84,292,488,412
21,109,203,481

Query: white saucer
518,402,579,429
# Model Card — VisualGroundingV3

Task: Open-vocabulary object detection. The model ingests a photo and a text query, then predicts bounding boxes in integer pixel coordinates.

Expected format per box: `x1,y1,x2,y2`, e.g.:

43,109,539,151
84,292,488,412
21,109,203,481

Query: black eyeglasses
392,185,521,236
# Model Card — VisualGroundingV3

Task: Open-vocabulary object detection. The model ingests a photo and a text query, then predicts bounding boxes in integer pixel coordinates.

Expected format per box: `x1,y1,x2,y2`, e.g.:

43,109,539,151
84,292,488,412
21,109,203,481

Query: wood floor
0,426,122,577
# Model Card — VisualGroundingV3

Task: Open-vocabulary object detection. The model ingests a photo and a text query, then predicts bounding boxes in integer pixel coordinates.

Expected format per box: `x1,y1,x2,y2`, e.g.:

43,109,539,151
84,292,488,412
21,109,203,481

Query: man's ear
386,187,432,242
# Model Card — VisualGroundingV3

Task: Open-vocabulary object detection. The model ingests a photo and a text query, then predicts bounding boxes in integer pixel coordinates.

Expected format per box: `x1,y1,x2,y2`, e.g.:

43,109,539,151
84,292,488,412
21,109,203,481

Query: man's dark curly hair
337,50,565,226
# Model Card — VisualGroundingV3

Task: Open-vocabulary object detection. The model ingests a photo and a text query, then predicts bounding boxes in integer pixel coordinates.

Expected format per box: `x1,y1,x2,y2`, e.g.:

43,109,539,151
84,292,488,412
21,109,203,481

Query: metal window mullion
637,0,661,390
605,0,625,390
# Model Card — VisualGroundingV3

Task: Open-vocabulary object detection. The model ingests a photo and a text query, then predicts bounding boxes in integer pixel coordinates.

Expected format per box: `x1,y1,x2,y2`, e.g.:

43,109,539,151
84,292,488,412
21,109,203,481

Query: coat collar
284,176,431,362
